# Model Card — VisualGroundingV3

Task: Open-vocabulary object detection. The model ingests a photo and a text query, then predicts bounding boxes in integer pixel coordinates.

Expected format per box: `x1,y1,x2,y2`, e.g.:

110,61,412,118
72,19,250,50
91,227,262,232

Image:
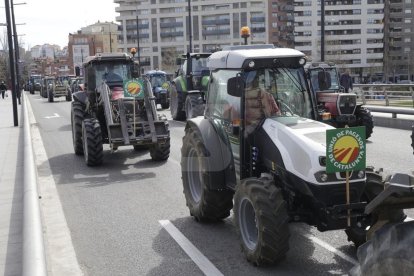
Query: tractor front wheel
185,93,204,119
234,177,290,266
82,118,103,166
150,139,170,161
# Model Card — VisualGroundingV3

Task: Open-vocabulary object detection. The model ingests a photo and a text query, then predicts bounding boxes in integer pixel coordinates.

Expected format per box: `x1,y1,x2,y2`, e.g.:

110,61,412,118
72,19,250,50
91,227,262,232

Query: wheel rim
71,112,76,147
186,148,202,203
239,197,258,250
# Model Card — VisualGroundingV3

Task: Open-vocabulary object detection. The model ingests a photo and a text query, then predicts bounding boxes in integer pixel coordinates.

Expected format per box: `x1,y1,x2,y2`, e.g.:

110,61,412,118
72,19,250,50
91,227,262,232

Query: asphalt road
26,92,413,276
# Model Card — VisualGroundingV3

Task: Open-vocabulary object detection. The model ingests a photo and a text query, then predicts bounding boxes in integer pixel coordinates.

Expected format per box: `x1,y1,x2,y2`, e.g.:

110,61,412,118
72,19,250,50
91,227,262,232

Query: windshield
94,62,131,86
309,67,340,92
244,68,312,122
191,57,209,74
150,74,167,88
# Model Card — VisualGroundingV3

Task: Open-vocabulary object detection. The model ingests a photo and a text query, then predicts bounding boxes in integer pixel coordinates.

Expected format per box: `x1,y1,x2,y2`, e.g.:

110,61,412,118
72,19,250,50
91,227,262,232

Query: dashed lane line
159,220,224,276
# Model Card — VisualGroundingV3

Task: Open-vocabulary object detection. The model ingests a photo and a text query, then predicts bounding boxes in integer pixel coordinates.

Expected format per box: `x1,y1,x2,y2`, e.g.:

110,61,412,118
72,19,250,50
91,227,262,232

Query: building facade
294,0,385,83
115,0,294,72
68,22,119,76
384,0,414,82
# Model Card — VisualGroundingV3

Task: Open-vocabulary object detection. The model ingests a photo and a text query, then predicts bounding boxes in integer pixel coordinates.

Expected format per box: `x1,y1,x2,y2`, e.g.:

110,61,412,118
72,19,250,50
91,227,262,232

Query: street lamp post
188,0,192,52
11,0,25,105
135,3,141,72
321,0,325,62
4,0,18,126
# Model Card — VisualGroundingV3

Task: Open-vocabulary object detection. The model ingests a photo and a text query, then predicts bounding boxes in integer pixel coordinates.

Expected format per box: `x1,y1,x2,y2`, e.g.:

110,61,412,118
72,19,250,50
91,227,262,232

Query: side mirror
227,76,244,97
318,71,331,91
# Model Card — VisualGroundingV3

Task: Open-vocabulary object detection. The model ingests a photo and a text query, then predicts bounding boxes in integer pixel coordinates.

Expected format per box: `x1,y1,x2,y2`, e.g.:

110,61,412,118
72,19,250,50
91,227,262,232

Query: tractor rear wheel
356,107,373,139
66,89,72,101
150,139,170,161
82,118,103,166
234,177,290,266
170,85,186,121
71,101,85,155
181,127,233,221
185,93,204,119
48,91,54,102
351,221,414,276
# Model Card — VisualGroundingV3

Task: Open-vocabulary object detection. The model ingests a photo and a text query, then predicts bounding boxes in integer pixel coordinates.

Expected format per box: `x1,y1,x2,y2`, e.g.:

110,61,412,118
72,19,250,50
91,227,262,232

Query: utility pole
188,0,192,52
135,2,141,73
321,0,325,62
11,0,21,104
4,0,18,126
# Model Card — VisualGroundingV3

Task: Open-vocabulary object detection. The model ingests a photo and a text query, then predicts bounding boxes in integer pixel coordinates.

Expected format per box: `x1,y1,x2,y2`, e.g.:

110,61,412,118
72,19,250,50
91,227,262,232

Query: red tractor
306,62,374,139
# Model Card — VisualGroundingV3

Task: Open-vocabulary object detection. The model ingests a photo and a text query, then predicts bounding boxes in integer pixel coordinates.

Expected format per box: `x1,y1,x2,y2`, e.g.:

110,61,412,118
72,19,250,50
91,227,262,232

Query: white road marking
44,113,60,119
302,232,358,266
159,220,224,276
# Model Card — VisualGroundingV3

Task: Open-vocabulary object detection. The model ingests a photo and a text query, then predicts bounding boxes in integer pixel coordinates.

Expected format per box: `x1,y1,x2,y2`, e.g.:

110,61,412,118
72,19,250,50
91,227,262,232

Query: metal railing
353,83,414,108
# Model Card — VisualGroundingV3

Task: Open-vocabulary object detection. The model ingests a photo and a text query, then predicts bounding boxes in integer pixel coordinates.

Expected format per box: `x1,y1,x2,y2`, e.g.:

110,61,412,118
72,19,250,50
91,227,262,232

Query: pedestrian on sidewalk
0,81,7,99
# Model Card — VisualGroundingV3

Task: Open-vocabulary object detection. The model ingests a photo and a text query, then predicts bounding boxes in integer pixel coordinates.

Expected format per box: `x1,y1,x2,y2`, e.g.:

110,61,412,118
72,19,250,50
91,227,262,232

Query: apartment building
115,0,294,72
294,0,385,83
384,0,414,82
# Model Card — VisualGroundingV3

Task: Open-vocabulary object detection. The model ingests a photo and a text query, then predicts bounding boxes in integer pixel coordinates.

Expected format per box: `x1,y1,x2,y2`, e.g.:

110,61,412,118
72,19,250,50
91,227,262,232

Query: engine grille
337,94,356,115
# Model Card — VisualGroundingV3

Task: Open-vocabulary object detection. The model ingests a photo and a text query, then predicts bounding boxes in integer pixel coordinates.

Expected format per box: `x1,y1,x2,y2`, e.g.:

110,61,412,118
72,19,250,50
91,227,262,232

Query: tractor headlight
357,171,365,179
315,171,329,182
299,57,306,65
248,61,255,68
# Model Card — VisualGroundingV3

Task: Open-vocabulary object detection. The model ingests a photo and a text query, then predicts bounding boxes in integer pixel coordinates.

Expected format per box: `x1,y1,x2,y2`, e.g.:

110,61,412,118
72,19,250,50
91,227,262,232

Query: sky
1,0,118,50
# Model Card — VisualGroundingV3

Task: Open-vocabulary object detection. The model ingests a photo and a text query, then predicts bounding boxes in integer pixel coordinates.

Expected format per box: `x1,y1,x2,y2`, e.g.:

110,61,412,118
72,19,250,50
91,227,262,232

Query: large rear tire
71,101,85,155
82,118,103,166
66,89,72,101
181,127,233,221
351,221,414,276
234,177,290,266
150,139,170,161
356,107,373,139
170,85,186,121
48,91,54,102
185,93,204,119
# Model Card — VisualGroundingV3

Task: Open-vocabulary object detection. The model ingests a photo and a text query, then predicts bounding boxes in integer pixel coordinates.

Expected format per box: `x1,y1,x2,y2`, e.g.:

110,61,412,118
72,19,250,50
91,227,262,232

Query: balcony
202,29,230,36
250,17,265,23
202,19,230,26
160,31,184,37
160,22,183,28
251,27,266,33
126,33,150,39
125,24,150,30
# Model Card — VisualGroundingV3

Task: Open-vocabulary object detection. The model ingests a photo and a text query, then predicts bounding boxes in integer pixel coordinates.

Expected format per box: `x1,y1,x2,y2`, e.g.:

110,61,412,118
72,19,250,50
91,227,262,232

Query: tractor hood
262,117,360,185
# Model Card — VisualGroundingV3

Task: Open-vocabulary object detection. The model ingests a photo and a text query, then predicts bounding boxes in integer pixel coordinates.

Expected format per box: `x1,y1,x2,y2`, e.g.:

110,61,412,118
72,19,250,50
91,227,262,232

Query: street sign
326,126,366,173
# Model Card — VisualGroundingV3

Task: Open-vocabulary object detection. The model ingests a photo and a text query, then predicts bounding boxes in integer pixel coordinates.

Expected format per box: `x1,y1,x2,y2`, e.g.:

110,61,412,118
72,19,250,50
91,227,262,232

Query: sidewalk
0,90,24,276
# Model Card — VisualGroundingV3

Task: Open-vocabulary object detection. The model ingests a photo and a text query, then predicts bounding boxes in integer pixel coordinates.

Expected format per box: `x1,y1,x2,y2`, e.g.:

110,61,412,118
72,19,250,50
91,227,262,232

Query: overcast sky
1,0,118,50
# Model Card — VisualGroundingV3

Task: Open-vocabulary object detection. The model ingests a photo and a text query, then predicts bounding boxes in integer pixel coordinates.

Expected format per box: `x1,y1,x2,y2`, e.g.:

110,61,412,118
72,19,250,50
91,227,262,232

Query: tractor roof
146,70,167,75
83,53,133,65
207,45,305,70
304,62,337,69
180,53,211,59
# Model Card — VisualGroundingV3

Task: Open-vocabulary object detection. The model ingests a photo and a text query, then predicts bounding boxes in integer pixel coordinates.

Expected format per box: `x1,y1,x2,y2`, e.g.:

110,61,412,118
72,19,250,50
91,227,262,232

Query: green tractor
170,53,211,120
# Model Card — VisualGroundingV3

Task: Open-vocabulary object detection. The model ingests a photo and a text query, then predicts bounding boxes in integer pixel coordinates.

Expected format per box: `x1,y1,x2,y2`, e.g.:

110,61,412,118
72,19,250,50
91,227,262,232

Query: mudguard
185,117,236,190
73,91,88,105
